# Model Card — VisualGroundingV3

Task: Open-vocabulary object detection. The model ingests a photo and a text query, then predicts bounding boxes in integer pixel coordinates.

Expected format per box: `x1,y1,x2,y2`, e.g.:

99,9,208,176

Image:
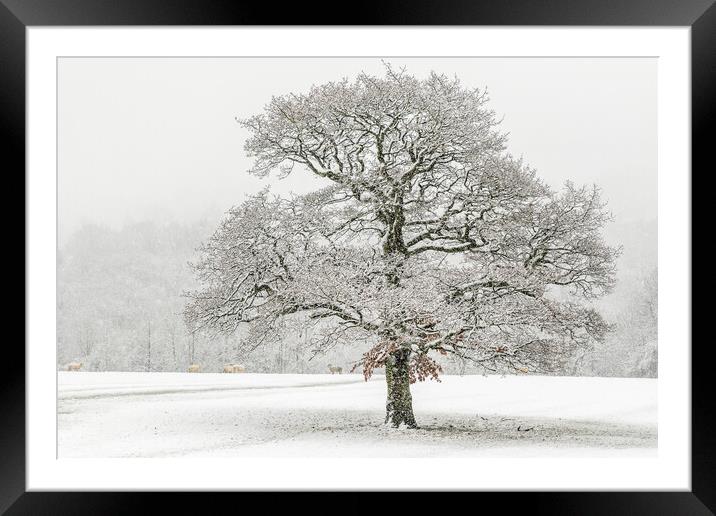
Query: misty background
57,57,657,377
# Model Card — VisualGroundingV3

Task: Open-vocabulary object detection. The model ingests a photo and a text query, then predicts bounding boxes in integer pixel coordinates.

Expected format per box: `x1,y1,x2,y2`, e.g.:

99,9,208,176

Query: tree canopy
185,66,619,425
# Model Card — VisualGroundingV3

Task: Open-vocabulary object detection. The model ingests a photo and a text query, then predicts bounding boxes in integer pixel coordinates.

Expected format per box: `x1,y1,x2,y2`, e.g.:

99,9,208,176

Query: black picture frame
4,0,711,513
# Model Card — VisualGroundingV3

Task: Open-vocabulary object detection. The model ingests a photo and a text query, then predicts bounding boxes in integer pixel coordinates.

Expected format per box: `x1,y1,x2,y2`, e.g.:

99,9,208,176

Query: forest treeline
57,218,656,377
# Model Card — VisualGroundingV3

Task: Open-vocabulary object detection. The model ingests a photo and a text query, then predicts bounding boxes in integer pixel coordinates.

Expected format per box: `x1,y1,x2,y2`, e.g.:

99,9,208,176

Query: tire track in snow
59,377,373,401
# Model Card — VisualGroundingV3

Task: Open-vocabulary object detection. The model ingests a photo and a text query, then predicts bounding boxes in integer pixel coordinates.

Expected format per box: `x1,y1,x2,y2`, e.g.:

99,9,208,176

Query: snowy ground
58,372,657,458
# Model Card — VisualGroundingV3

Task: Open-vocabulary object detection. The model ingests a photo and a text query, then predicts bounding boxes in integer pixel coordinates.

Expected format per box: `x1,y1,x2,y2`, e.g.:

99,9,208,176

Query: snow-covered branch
186,66,619,382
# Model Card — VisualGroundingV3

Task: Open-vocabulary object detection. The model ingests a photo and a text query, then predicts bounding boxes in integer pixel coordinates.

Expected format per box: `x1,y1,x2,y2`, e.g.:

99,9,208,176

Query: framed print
6,0,712,513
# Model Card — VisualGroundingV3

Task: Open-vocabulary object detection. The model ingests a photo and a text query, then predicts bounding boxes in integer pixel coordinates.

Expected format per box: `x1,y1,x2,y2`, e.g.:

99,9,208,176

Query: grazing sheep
66,362,82,372
232,364,245,373
327,364,342,374
187,364,201,373
222,364,235,373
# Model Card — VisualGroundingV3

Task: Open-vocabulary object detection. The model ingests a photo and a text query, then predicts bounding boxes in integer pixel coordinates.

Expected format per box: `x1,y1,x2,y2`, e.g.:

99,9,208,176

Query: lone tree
185,66,618,428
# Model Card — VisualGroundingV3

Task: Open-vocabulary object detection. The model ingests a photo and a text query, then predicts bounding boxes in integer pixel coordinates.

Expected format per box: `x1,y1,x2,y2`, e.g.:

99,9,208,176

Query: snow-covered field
58,372,657,458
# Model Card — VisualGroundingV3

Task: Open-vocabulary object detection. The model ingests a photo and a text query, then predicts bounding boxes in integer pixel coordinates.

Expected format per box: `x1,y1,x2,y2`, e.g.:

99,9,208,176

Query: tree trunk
385,348,418,428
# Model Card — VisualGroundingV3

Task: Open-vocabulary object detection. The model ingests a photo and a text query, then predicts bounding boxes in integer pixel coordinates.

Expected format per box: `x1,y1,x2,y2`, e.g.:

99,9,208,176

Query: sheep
222,364,246,373
187,364,201,373
327,364,343,374
66,362,82,372
222,363,245,373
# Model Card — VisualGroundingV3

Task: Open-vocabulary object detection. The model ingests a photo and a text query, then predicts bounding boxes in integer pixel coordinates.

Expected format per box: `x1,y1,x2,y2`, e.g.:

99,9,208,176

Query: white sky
58,57,656,244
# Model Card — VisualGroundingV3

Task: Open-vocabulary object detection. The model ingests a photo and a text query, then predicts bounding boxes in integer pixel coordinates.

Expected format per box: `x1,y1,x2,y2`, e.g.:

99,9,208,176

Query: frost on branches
185,66,619,428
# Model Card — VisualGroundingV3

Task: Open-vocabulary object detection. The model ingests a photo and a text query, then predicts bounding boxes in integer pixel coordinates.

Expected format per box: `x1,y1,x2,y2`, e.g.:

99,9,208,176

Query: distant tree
632,269,658,377
146,321,152,372
577,267,657,378
185,66,619,428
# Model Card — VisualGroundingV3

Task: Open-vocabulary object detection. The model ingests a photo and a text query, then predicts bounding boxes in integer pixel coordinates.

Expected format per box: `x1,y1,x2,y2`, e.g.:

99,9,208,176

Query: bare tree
185,66,619,428
577,267,656,378
146,321,152,372
189,332,196,364
167,322,178,371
